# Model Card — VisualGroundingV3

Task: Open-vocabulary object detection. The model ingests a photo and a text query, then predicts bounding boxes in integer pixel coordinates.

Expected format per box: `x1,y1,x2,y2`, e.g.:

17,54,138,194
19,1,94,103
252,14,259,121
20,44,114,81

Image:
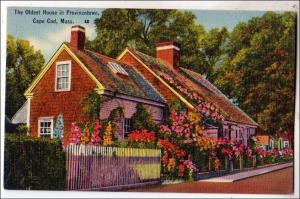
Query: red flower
128,129,156,143
178,163,185,177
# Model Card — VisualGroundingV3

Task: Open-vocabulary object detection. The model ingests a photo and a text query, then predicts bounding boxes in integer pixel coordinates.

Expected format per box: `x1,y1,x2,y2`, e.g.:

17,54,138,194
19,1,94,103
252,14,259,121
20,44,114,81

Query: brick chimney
156,41,180,69
70,25,85,50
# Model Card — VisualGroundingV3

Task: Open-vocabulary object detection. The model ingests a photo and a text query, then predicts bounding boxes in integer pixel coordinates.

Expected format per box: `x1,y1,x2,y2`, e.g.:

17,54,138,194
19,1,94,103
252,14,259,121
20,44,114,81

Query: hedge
4,134,66,190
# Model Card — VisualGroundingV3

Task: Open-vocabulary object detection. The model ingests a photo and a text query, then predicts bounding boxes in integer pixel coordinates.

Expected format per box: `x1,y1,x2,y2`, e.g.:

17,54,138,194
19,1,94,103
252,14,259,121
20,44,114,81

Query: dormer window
108,61,129,76
56,61,71,91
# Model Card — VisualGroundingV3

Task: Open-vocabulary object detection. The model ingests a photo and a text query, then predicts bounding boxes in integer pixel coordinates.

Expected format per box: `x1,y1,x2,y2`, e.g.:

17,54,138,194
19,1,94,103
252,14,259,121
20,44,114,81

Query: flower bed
65,102,293,182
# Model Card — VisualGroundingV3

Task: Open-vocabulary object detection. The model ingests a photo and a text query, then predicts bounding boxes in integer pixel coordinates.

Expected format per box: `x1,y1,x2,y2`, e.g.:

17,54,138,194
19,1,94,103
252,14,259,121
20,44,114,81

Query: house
278,136,290,150
22,25,166,140
257,135,275,150
19,25,257,143
117,42,258,143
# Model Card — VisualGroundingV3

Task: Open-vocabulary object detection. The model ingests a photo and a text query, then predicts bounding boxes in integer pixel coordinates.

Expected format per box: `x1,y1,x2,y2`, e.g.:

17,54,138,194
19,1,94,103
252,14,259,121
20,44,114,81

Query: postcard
1,1,299,198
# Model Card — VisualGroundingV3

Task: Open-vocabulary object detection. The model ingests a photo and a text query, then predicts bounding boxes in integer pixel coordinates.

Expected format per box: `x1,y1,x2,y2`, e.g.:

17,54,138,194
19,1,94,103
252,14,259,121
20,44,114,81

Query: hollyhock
90,120,101,145
80,123,90,144
68,122,82,144
103,122,113,146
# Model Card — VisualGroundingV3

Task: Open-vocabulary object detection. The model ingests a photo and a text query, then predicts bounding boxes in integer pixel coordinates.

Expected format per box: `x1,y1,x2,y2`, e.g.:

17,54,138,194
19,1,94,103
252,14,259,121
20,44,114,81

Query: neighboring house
20,25,258,143
257,135,275,150
11,100,28,124
117,41,258,143
278,136,290,150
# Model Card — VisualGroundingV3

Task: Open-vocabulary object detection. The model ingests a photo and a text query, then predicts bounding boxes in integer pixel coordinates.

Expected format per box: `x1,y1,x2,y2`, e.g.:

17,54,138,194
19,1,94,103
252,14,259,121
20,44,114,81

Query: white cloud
27,37,53,54
27,24,96,61
47,25,71,44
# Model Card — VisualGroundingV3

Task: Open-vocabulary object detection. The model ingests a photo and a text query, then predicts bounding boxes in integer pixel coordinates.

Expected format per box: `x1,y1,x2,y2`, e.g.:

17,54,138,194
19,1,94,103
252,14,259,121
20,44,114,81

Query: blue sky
7,7,266,61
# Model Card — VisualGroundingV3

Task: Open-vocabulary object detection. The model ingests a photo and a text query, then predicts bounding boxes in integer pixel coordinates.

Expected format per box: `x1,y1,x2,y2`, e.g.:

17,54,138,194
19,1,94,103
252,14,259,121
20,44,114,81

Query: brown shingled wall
30,50,96,140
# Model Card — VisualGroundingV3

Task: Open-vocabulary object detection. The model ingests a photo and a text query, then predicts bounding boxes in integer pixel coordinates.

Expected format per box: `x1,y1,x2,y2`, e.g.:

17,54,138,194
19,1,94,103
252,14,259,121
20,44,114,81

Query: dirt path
128,167,294,194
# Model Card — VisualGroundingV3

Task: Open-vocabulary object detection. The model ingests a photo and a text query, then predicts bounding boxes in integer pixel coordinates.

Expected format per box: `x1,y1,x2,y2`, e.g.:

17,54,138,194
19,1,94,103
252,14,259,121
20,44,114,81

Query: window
108,61,129,76
224,128,228,138
56,61,71,91
38,117,53,138
123,118,132,137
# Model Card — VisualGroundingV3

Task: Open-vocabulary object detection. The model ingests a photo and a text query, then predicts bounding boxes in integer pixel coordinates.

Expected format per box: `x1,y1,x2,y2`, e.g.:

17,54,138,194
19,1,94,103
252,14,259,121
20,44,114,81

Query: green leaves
6,35,45,118
89,9,227,82
131,103,157,131
214,11,296,135
4,134,65,190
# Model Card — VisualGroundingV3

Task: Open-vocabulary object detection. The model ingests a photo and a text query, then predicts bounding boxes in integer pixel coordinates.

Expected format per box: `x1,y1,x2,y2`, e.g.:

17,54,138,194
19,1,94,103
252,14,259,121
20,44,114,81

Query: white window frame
269,139,274,149
123,118,132,137
38,117,54,139
55,60,72,92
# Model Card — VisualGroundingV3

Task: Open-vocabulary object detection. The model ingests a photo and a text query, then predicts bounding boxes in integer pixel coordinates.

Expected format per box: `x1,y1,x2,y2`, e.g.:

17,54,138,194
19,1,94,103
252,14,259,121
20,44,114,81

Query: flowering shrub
159,72,224,123
233,143,247,158
257,148,268,158
213,138,234,161
159,109,198,145
126,129,157,148
157,139,196,180
280,149,293,162
128,129,155,143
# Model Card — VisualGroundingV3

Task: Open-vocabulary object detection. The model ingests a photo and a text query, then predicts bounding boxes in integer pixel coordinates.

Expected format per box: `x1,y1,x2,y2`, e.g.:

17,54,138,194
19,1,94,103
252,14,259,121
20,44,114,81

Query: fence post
253,156,256,168
225,158,228,171
239,156,243,170
230,160,234,172
208,157,211,172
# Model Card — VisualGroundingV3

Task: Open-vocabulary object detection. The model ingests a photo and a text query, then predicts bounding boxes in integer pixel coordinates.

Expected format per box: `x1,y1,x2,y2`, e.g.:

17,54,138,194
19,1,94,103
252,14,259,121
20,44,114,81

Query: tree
214,12,296,135
87,9,227,81
6,35,45,118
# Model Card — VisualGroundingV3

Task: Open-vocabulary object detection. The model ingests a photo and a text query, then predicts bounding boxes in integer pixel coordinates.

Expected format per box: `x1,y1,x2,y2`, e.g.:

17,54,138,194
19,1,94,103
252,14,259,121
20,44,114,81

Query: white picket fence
65,144,161,190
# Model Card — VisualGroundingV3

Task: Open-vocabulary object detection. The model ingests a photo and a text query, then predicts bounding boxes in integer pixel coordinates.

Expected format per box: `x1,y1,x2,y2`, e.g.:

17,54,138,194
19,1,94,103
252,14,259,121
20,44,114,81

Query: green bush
131,103,158,131
4,134,66,190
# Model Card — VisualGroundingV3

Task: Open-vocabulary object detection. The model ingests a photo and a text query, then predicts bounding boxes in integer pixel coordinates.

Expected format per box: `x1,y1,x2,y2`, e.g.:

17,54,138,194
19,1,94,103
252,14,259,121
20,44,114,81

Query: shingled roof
65,43,165,104
127,48,257,126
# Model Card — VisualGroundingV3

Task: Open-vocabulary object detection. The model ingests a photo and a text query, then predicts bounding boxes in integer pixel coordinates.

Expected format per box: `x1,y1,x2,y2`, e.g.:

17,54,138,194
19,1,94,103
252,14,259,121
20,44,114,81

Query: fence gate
66,144,161,191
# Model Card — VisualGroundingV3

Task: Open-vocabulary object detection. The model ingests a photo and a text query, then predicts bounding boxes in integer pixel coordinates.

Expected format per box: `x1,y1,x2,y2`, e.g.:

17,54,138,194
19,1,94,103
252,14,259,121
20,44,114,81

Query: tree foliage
6,35,45,118
214,12,296,135
87,8,227,81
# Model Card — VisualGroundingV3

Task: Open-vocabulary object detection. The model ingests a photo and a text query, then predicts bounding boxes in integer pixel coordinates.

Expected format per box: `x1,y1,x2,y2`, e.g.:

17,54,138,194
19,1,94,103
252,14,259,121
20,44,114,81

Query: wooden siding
30,50,97,139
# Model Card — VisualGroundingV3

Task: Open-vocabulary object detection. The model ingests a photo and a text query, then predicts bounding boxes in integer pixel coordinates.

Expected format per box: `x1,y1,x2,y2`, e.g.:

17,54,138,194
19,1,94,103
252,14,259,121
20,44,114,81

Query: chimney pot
156,41,180,69
70,25,85,50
